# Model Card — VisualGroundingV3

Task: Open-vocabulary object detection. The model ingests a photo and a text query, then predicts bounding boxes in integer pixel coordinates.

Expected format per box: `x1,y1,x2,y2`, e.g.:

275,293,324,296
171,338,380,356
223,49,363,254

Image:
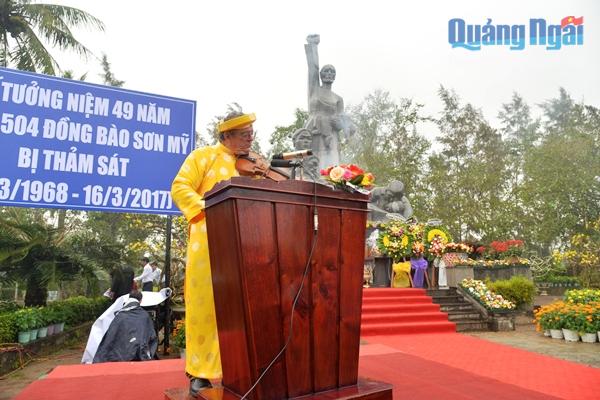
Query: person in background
171,108,255,397
151,261,164,289
109,264,135,302
135,257,153,291
93,290,157,363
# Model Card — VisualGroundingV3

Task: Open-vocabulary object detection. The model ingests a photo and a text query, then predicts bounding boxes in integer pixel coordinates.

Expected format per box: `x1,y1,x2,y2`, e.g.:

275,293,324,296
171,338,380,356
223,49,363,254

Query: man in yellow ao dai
171,110,256,398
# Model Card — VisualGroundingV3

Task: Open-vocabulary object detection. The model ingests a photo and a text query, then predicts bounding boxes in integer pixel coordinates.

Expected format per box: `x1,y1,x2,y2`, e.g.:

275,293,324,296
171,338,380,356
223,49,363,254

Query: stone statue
368,180,413,222
385,180,413,218
295,34,355,177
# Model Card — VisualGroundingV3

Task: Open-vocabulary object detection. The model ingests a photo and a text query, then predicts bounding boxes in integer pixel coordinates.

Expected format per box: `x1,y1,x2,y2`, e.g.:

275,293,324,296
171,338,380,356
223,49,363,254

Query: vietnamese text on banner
0,67,195,215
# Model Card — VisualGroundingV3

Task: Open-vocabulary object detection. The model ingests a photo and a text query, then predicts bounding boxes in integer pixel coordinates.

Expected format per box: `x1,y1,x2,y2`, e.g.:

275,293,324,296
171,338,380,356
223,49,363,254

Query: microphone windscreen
270,159,293,168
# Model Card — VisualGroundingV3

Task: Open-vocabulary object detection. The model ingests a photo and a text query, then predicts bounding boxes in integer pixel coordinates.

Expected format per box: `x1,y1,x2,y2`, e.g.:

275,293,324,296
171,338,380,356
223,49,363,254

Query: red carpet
15,333,600,399
361,288,456,335
361,333,600,400
14,359,188,400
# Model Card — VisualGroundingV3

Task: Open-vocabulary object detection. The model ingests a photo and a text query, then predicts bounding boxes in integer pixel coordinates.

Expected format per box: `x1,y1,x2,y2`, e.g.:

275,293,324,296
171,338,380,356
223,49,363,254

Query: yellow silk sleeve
171,148,209,222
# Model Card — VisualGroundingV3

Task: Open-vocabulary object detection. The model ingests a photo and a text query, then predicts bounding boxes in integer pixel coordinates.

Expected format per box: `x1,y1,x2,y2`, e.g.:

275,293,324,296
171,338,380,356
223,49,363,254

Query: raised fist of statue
306,34,320,45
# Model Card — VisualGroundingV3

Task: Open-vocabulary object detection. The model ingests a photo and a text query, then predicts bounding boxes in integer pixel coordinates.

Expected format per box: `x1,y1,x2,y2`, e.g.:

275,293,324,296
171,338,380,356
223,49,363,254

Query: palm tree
0,208,94,306
0,0,104,75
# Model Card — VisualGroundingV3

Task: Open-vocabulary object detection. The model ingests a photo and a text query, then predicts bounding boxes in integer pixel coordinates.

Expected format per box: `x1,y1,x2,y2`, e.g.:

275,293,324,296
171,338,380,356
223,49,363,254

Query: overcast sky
51,0,599,150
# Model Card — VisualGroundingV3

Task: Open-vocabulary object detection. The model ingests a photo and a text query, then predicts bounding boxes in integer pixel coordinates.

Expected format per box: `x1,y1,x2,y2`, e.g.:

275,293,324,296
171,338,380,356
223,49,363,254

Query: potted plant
45,307,56,336
37,307,49,338
27,308,42,341
580,319,598,343
577,303,599,343
15,309,33,344
48,303,65,333
560,306,580,342
171,319,186,358
536,302,564,339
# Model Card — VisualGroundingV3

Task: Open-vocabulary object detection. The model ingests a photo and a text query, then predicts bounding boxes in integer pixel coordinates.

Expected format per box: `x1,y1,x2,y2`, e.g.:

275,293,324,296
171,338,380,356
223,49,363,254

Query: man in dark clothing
93,290,157,363
110,265,134,301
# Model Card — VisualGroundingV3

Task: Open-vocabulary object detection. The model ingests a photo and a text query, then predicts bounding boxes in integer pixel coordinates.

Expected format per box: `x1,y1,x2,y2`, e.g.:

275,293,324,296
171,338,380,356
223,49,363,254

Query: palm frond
24,4,105,31
17,26,59,73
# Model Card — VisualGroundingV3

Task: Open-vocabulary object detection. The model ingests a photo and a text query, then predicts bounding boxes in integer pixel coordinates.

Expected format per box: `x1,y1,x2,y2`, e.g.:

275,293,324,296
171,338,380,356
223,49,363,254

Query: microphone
270,159,294,168
272,149,312,160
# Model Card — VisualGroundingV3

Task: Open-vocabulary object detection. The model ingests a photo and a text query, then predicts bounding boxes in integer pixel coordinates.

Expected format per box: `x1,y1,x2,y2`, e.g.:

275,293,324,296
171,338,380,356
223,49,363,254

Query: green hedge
487,276,536,307
0,296,110,344
0,313,18,344
0,300,21,314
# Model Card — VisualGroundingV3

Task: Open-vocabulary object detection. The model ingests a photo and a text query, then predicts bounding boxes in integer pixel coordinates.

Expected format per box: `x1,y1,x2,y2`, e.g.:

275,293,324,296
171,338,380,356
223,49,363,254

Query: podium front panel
205,178,368,400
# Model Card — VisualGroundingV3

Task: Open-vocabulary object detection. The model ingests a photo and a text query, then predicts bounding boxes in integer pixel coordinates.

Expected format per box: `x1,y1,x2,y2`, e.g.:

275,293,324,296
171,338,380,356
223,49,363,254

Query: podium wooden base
164,378,392,400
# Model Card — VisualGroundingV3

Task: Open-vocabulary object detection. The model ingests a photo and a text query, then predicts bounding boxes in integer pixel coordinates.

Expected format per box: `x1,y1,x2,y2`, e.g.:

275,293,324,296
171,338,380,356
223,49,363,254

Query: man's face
223,125,254,155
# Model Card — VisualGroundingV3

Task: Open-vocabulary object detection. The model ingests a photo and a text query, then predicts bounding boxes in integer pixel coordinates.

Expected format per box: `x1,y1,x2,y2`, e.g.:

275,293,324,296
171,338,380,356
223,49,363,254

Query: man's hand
306,34,320,45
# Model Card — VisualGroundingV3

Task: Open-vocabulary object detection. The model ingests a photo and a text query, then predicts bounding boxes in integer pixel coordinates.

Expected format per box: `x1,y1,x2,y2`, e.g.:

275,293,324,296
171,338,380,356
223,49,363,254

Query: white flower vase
179,349,186,359
562,328,579,342
581,333,597,343
543,330,551,337
550,329,563,339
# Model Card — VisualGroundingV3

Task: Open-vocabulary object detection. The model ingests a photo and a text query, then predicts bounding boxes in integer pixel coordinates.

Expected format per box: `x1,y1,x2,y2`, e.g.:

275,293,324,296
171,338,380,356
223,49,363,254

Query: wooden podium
179,177,392,400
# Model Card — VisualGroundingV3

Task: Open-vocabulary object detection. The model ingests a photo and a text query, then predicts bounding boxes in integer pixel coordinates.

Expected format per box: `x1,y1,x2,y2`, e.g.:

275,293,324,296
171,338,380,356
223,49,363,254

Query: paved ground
466,295,600,369
465,314,600,369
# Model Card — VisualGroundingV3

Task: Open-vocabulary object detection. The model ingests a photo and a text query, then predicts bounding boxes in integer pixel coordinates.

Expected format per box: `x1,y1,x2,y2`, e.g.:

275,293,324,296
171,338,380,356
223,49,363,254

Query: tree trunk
24,274,48,307
57,210,66,230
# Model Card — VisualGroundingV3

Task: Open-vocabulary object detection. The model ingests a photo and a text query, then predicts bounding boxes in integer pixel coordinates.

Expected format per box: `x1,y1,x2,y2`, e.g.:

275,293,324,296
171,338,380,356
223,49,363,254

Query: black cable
240,179,319,400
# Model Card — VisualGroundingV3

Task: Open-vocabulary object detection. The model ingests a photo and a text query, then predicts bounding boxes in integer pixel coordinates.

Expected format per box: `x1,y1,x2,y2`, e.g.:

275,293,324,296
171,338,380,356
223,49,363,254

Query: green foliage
0,208,93,306
171,319,186,349
535,275,580,284
0,300,21,314
100,54,124,87
344,91,431,216
487,276,536,307
537,307,564,330
48,296,109,327
14,308,36,331
0,296,108,343
564,289,600,304
0,313,17,343
267,108,308,157
426,86,510,242
0,0,104,74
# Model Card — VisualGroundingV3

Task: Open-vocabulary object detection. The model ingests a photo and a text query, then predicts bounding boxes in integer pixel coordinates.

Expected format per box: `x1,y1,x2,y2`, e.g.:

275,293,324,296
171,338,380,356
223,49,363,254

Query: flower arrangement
564,289,600,304
489,240,524,259
534,300,600,334
553,219,600,287
366,221,386,229
171,319,186,349
457,258,530,268
460,278,516,311
376,220,414,261
423,225,451,260
376,220,453,262
320,164,374,194
444,242,474,254
533,301,565,331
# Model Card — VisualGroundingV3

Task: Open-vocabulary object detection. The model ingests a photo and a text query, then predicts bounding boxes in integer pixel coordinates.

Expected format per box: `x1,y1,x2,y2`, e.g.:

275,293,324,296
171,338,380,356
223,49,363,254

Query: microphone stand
288,160,303,180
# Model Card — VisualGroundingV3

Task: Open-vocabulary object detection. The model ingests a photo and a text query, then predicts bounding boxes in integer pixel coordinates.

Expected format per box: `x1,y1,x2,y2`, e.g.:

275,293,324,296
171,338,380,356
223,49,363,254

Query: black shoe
189,378,212,398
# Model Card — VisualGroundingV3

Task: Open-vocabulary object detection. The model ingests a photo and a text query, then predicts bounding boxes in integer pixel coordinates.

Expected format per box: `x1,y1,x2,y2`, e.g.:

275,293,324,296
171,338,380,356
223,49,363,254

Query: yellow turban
217,113,256,133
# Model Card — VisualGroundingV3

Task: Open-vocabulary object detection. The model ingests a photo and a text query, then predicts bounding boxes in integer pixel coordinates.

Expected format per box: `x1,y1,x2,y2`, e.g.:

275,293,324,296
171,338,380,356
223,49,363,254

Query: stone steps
427,288,488,332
